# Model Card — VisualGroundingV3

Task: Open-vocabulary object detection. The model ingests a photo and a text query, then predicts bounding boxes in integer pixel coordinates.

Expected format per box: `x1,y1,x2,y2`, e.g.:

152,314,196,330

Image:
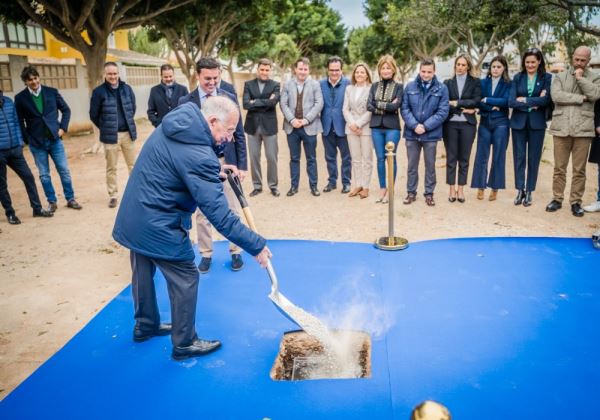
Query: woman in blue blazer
471,55,511,201
509,48,552,206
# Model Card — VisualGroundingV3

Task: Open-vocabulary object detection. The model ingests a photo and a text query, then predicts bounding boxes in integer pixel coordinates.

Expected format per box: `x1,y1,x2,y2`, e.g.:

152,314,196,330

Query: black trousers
443,121,477,186
130,250,200,347
0,146,42,216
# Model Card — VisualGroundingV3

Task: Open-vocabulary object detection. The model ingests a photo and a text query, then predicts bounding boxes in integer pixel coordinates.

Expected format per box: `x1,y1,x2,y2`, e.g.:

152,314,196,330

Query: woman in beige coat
343,63,373,198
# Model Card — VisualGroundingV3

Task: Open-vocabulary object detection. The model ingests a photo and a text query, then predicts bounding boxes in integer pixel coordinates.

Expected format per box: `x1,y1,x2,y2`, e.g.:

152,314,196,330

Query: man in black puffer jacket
90,61,138,208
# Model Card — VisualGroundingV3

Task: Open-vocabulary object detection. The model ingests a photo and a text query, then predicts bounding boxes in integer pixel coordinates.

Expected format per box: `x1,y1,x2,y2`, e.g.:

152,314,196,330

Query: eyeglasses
527,48,540,54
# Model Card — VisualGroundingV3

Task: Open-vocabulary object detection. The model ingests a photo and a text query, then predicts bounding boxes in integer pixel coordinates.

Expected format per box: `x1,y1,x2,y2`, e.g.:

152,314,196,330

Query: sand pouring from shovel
226,173,333,344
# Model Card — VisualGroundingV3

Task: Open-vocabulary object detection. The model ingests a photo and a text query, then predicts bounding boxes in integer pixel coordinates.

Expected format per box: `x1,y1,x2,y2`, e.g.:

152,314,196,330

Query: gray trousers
248,127,278,190
406,140,438,196
130,250,199,347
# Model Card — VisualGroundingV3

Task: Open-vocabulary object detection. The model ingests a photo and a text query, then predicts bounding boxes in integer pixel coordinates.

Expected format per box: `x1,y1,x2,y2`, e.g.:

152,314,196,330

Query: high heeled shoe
348,187,362,197
514,189,525,205
376,189,388,203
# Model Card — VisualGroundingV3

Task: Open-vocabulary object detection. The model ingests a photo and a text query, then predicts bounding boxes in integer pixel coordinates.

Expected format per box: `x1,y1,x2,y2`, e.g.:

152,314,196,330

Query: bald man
546,46,600,217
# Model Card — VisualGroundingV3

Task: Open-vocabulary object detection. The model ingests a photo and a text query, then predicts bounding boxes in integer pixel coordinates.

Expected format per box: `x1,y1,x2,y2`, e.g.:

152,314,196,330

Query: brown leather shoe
359,188,369,199
403,193,416,205
67,199,82,210
477,189,484,200
425,194,435,207
348,187,362,197
489,190,497,201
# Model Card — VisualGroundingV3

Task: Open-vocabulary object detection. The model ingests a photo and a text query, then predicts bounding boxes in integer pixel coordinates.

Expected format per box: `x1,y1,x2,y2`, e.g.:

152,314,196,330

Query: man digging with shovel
112,96,271,361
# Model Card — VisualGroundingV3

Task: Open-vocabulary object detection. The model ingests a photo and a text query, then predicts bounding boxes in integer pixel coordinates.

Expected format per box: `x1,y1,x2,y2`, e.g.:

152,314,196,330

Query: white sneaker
583,201,600,212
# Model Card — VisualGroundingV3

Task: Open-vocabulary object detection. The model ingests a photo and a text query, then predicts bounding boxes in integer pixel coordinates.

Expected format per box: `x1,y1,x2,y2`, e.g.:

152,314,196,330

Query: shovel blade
269,291,331,341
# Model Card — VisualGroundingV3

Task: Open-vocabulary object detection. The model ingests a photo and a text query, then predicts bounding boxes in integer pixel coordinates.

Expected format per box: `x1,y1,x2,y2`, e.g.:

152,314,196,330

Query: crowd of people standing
1,48,599,247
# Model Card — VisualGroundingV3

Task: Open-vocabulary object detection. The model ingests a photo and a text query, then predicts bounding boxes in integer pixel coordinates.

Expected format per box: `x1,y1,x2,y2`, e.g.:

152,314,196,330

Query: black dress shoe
33,208,54,218
198,257,212,273
571,203,584,217
311,187,320,196
172,338,222,360
231,254,244,271
341,185,351,194
249,188,262,197
522,191,532,207
545,200,562,212
286,187,298,197
7,214,21,225
593,233,600,250
133,323,172,342
270,188,280,197
67,199,83,210
514,190,525,205
323,184,336,193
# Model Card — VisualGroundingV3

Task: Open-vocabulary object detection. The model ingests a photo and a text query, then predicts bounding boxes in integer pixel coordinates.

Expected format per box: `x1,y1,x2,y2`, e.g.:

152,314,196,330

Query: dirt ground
1,118,598,400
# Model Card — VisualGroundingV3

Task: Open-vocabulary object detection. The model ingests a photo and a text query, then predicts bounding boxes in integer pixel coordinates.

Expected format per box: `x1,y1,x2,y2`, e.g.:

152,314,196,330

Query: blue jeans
29,139,75,203
371,128,400,188
287,128,317,189
471,120,509,190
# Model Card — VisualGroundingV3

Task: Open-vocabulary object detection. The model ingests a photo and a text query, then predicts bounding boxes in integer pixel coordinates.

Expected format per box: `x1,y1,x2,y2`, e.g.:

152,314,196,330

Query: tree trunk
81,43,108,154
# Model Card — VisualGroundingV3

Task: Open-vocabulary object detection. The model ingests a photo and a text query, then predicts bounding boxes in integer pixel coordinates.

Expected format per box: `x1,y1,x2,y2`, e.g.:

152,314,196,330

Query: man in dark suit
15,65,82,212
178,57,247,274
320,56,351,193
243,58,280,197
147,64,188,127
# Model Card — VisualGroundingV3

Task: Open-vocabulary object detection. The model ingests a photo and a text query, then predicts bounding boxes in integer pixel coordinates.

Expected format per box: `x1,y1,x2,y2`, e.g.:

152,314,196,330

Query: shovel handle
226,171,248,208
226,171,279,292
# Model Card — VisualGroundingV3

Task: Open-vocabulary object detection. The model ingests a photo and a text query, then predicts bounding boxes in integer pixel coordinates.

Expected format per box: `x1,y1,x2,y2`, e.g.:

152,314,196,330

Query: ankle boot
489,190,498,201
514,189,525,205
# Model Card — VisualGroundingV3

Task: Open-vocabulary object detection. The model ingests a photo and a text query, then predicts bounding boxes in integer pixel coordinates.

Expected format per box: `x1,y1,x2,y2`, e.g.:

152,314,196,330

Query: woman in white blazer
343,63,373,198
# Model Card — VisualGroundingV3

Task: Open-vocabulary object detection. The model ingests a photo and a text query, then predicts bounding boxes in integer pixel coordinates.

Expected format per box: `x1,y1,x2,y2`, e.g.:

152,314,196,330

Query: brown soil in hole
270,330,371,381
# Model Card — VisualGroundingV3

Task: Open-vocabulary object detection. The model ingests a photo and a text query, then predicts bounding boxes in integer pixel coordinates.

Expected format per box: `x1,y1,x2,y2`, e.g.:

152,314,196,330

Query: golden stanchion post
374,141,408,250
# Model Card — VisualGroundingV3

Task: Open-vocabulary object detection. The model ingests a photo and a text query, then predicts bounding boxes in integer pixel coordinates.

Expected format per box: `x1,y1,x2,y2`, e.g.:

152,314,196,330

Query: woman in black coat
443,54,482,203
584,99,600,213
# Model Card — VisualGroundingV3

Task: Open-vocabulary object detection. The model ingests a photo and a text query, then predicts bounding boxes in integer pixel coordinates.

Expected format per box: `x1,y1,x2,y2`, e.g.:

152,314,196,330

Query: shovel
226,172,332,340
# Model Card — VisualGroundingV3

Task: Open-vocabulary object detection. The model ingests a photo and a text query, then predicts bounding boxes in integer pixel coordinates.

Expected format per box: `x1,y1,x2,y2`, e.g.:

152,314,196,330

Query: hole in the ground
270,330,371,381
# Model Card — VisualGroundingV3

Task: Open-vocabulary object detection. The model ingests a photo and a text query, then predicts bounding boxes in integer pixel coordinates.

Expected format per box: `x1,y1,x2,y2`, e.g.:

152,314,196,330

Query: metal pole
374,141,408,251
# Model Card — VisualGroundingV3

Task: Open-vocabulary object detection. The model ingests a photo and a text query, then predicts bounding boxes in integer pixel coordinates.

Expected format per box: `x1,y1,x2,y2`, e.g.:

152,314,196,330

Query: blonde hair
454,54,475,77
376,55,398,80
351,62,372,85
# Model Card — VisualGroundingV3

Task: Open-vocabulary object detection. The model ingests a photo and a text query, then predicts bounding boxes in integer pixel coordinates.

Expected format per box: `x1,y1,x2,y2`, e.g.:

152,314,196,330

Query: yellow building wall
0,29,130,62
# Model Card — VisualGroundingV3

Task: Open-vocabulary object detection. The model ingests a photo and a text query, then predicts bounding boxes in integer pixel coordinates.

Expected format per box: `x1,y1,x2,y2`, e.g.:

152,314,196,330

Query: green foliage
128,27,168,58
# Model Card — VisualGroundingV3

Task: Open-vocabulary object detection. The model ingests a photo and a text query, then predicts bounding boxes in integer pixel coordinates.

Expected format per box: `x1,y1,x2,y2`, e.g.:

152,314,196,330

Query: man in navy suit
15,65,82,212
178,57,247,274
320,56,351,193
147,64,188,127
